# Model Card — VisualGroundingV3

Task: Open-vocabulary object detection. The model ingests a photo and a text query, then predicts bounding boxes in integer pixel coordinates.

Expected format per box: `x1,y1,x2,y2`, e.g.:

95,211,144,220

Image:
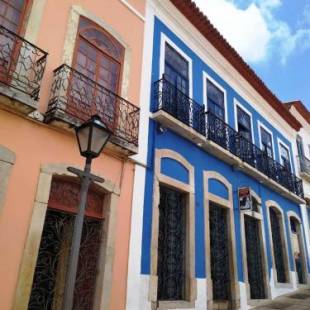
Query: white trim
258,120,275,159
234,98,255,143
150,0,296,138
203,71,228,122
277,138,293,172
120,0,145,22
159,33,193,99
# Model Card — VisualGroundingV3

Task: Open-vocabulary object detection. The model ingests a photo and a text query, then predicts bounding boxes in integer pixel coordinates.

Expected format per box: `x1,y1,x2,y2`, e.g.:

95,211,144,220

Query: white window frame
234,99,255,143
203,71,228,123
258,120,275,159
159,33,193,99
277,138,293,172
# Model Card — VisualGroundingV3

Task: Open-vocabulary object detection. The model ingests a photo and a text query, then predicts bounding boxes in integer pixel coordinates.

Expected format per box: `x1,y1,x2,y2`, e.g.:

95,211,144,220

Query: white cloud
193,0,310,64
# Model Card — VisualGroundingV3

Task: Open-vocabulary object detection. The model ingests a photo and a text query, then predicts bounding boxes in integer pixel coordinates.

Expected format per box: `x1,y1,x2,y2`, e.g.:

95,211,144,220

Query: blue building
126,1,310,309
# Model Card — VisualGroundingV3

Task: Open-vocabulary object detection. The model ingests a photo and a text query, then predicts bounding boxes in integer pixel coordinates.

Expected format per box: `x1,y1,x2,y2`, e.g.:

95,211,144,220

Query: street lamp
63,115,112,310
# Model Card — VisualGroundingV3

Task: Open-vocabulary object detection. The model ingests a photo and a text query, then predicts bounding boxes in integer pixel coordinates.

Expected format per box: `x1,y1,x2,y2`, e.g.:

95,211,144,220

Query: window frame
234,99,255,143
277,138,293,172
258,121,275,159
203,71,227,122
0,0,31,35
72,16,125,95
160,33,193,99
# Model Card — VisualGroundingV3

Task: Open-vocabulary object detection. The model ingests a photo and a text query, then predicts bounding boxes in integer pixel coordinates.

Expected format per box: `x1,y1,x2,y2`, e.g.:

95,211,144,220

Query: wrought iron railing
0,25,47,100
47,64,140,146
154,77,205,135
154,77,304,198
299,155,310,175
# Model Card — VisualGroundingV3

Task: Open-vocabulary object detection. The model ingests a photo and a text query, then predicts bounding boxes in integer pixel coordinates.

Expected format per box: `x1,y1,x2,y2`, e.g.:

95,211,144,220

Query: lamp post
62,115,112,310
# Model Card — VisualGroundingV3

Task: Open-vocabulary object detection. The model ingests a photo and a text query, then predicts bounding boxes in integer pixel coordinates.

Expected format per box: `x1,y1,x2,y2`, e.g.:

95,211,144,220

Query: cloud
193,0,310,65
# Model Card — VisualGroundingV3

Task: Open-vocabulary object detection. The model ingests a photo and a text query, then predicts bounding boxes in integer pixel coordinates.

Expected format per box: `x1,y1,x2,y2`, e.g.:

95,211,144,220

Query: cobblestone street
254,288,310,310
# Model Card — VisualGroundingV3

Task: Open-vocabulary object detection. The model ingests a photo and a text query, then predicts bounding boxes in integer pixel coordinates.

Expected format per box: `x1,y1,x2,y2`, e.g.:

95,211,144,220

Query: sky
193,0,310,110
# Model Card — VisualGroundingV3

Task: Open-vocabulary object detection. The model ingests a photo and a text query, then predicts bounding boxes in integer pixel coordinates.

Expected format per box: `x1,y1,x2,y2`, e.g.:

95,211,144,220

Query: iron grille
153,77,304,198
244,215,266,299
0,25,47,100
46,64,140,146
209,203,231,301
269,207,287,283
28,209,102,309
157,186,186,300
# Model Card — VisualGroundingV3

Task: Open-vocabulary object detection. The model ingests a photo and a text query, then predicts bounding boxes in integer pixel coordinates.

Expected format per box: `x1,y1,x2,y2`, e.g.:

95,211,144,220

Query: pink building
0,0,144,309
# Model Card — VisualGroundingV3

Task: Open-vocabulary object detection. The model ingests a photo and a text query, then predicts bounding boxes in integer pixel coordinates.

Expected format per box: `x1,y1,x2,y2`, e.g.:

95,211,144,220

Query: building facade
127,1,310,310
286,101,310,264
0,0,144,309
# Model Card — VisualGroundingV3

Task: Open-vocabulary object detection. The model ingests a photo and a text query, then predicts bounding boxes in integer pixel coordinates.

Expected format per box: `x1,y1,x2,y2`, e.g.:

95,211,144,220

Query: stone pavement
253,288,310,310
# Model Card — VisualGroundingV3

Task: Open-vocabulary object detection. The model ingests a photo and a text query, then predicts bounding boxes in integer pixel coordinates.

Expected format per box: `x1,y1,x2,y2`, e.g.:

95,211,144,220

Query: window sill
157,300,195,309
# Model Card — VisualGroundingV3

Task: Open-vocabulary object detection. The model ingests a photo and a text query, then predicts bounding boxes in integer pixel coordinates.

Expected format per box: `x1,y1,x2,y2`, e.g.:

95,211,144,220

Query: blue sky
193,0,310,109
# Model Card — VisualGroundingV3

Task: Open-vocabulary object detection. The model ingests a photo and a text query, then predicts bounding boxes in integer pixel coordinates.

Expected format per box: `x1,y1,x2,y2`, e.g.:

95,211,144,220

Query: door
28,178,105,309
209,203,231,306
157,186,186,301
244,215,266,299
269,207,288,283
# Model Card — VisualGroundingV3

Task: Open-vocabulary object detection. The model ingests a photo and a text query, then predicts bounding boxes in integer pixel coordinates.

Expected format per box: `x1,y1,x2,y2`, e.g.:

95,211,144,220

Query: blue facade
141,16,309,288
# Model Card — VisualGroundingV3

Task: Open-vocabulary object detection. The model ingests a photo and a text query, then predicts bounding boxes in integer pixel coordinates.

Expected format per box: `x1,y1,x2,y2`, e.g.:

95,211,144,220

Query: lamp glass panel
90,126,110,155
77,125,91,153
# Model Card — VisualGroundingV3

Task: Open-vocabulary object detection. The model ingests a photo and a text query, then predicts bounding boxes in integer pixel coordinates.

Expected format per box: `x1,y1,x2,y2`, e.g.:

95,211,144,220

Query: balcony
153,77,304,202
45,64,140,155
298,156,310,181
0,25,47,114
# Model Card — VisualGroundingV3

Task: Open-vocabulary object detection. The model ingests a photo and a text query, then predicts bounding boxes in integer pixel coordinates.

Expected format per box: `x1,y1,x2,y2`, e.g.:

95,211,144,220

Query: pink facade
0,0,145,309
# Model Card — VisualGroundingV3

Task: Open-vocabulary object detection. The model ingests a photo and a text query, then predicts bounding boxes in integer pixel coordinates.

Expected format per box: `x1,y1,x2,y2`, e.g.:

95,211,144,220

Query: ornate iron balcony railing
154,77,304,198
299,155,310,175
0,25,47,100
47,64,140,147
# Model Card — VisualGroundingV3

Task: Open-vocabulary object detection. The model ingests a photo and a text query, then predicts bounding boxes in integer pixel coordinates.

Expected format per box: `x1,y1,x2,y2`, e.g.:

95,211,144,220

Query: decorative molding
265,200,292,288
149,149,196,308
62,5,132,99
239,189,270,304
287,211,309,286
203,171,240,310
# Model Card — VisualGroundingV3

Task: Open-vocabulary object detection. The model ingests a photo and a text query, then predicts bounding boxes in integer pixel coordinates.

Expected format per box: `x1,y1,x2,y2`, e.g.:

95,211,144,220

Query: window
296,135,304,157
164,43,189,95
279,143,291,171
207,79,225,120
0,0,28,33
73,17,124,93
260,127,273,158
237,106,252,142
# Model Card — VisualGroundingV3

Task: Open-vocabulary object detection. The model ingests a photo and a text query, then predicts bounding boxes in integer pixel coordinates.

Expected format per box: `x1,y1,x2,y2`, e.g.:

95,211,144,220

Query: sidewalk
254,288,310,310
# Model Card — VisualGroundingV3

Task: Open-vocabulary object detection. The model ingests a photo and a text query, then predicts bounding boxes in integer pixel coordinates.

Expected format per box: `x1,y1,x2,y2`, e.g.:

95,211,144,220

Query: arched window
73,17,124,93
0,0,29,33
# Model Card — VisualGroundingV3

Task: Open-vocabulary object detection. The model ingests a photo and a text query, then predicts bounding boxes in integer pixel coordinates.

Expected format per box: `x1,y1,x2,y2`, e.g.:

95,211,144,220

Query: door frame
203,171,240,310
287,211,309,287
149,149,196,310
240,190,270,306
265,200,292,288
13,163,120,310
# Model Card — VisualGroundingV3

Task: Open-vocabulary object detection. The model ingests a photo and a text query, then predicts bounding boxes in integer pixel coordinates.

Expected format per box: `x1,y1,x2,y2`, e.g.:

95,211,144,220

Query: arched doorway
204,171,240,310
28,176,105,309
268,205,290,284
289,215,307,285
241,192,269,302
